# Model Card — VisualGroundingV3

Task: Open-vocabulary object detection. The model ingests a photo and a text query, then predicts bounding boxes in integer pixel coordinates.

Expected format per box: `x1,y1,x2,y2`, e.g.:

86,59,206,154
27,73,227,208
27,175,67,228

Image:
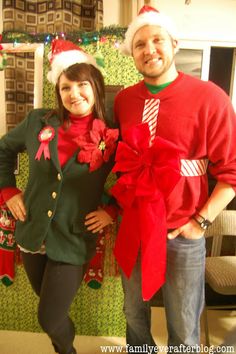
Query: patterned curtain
2,0,103,32
2,0,103,131
4,51,35,131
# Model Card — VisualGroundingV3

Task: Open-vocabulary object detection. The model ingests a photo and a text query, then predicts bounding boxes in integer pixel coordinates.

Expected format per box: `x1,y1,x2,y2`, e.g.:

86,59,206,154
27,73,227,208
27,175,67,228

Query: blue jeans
121,236,206,351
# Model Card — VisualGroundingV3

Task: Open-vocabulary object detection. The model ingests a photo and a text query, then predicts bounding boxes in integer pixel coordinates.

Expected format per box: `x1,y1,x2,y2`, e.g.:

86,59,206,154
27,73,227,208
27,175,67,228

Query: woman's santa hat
120,5,178,56
47,39,98,85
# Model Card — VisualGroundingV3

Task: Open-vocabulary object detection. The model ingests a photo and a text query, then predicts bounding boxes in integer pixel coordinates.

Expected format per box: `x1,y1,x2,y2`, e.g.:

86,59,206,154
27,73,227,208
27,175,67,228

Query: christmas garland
0,26,127,71
1,26,127,46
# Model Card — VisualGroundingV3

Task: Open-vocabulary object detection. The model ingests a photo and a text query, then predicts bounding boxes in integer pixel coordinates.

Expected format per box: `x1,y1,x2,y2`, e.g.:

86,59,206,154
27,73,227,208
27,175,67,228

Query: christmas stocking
83,232,105,289
0,205,16,286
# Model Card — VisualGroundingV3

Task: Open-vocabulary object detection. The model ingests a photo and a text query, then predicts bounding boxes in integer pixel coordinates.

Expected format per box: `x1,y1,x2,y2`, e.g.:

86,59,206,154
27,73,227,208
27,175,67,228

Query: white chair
202,210,236,346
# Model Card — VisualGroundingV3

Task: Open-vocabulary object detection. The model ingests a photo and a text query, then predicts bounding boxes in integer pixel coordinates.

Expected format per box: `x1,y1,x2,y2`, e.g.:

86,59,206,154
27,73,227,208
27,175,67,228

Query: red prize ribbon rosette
111,123,181,300
35,126,55,161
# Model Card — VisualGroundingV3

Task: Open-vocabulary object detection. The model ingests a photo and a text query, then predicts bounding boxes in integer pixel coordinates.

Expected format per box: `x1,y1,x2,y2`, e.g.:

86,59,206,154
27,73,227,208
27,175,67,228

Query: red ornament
100,36,107,43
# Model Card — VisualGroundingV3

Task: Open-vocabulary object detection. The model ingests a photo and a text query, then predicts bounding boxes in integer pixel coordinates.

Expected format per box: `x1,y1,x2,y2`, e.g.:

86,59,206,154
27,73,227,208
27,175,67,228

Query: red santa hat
47,39,98,85
120,5,178,56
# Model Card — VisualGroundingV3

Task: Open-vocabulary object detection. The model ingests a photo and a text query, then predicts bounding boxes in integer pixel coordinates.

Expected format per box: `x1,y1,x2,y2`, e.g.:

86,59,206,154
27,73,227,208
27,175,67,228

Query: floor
0,308,235,354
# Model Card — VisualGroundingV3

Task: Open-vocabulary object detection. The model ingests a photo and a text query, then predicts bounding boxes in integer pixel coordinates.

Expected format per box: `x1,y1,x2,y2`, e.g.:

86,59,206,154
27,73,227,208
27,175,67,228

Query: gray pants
21,252,85,354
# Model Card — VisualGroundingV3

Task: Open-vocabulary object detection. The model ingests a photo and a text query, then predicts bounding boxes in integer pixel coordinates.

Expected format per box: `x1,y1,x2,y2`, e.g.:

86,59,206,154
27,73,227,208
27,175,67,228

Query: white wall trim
33,44,44,108
0,71,6,137
230,49,236,111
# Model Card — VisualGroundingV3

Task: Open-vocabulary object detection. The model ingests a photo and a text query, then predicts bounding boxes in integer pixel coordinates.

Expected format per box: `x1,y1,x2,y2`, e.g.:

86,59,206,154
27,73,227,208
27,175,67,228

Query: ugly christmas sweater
114,71,236,229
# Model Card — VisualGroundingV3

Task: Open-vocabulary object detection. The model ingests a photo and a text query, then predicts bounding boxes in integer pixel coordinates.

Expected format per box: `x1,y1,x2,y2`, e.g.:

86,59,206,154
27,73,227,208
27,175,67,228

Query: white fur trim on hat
120,10,178,56
47,49,98,85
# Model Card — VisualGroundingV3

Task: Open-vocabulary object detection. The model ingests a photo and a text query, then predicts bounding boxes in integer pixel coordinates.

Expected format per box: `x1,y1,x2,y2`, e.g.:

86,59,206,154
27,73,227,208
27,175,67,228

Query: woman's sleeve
0,116,29,189
0,187,22,205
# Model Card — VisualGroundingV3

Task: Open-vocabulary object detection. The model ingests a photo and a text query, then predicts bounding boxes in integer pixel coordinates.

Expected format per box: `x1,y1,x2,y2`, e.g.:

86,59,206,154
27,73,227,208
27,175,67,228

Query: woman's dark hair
46,63,105,126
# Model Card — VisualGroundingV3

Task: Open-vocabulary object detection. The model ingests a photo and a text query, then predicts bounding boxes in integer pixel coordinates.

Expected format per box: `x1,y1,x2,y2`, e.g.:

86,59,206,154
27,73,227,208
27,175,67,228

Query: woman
0,39,118,354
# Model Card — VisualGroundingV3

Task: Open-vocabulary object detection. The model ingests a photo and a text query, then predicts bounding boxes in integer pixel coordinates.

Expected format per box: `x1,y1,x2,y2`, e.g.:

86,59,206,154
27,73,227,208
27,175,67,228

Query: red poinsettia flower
75,119,119,172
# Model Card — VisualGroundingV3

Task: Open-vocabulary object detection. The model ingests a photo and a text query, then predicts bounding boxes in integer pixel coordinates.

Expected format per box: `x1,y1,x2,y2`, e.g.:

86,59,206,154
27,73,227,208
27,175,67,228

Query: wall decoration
4,51,35,131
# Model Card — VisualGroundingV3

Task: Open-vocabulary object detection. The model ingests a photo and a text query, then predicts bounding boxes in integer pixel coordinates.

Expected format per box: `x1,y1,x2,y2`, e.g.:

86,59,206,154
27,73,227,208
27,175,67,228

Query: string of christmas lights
0,27,127,71
1,26,126,47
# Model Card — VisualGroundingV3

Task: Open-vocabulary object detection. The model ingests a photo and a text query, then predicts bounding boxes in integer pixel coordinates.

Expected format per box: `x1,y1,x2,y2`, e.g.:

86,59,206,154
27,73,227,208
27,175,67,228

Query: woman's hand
6,192,26,222
84,207,114,234
167,218,205,240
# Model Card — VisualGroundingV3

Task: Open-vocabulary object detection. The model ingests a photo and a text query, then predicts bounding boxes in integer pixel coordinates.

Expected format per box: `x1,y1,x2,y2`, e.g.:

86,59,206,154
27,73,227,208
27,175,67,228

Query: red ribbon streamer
111,123,181,300
35,141,50,160
35,126,55,161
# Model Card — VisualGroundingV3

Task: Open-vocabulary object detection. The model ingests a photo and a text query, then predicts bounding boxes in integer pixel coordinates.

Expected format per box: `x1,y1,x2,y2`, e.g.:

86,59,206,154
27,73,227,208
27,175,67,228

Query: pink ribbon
35,126,55,161
35,142,50,160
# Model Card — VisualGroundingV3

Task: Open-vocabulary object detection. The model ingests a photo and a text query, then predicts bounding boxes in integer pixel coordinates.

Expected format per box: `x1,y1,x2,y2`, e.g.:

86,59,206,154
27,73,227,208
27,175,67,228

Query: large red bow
111,123,181,300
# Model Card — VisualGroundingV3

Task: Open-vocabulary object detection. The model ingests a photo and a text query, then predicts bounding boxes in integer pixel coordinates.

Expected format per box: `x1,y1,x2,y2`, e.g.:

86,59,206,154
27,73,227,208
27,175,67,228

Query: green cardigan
0,109,114,265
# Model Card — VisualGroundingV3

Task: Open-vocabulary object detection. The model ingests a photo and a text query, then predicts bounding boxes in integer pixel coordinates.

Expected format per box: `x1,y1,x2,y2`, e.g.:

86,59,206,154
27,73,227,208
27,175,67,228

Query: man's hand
6,192,26,222
167,218,205,240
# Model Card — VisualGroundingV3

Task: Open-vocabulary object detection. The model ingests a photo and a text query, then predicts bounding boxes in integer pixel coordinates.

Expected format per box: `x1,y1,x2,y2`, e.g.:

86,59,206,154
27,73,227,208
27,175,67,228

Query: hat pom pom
47,71,54,84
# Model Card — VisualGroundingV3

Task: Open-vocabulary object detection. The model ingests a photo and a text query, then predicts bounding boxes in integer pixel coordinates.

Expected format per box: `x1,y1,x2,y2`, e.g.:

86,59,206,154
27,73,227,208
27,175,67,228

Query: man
112,5,236,352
